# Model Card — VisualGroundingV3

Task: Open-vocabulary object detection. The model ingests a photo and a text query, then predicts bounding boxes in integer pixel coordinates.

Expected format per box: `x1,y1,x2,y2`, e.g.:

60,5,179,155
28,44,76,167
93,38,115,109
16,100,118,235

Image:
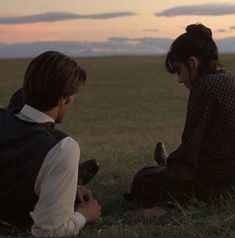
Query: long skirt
125,160,235,208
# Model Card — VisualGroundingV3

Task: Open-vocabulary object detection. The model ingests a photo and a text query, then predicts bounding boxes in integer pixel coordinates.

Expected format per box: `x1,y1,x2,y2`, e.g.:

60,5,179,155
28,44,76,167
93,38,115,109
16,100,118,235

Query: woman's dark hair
165,23,222,77
23,51,86,111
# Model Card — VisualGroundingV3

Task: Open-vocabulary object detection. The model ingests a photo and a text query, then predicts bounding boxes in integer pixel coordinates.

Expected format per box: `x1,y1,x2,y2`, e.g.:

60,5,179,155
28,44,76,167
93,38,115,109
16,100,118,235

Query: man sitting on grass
0,51,101,237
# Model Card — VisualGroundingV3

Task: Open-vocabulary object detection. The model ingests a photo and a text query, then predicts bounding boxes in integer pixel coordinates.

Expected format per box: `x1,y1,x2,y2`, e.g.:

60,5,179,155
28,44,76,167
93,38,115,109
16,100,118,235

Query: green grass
0,55,235,237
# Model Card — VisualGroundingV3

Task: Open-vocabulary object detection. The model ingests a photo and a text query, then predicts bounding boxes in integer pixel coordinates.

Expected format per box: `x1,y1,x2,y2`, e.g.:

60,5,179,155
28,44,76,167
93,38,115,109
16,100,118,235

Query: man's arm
30,137,100,237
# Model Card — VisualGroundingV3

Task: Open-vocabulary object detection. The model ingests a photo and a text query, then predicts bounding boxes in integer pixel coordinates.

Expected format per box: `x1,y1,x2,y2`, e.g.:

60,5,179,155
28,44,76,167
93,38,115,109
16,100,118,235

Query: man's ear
189,56,199,70
59,97,70,106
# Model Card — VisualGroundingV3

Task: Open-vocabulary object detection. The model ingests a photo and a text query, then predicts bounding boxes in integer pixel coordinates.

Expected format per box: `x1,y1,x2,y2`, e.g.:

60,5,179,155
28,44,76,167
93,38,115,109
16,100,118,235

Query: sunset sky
0,0,235,57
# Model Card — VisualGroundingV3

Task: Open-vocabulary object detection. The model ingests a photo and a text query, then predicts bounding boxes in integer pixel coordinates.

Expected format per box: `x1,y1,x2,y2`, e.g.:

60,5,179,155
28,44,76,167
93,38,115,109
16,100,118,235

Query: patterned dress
129,71,235,207
167,69,235,183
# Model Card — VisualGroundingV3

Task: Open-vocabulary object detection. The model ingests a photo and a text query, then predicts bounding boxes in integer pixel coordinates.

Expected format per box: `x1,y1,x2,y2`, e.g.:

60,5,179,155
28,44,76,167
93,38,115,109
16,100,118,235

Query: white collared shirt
16,105,86,237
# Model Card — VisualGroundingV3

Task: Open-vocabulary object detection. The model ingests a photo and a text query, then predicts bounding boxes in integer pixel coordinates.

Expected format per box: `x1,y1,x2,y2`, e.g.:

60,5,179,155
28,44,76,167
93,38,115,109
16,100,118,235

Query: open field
0,55,235,237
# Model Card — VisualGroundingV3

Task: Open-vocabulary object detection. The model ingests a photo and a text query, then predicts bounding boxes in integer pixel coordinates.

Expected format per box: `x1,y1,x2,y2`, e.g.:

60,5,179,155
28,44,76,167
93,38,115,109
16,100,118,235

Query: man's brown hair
23,51,86,111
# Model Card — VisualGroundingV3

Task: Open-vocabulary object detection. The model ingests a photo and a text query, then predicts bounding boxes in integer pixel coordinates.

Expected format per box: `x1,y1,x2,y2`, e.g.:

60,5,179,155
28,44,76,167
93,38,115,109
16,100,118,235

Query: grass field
0,55,235,237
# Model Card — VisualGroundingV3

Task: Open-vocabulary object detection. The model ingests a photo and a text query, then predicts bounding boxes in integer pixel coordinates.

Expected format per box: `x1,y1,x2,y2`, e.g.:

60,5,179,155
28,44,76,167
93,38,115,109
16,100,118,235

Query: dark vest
0,108,67,226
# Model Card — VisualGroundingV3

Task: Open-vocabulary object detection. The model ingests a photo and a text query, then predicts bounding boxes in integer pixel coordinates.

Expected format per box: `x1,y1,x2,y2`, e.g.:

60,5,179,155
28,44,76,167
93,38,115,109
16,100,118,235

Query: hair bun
186,23,212,41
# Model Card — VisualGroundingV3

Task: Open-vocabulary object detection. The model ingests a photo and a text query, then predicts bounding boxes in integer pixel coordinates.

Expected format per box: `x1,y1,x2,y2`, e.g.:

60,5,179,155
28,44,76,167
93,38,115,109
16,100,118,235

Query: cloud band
156,4,235,16
0,11,137,24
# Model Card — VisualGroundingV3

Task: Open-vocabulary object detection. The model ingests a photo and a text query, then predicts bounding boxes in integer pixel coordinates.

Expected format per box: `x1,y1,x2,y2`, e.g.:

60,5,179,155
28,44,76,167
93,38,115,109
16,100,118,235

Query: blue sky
0,0,235,57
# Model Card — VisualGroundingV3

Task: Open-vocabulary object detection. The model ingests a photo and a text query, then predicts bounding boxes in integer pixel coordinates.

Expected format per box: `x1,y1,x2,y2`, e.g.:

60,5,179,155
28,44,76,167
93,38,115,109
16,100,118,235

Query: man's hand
76,185,93,203
77,200,101,223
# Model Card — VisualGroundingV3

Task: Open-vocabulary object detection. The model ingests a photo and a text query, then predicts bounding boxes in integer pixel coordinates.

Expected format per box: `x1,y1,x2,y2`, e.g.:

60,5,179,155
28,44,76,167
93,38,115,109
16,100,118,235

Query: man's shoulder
59,136,79,149
45,136,80,168
53,136,80,157
0,108,8,116
48,127,69,143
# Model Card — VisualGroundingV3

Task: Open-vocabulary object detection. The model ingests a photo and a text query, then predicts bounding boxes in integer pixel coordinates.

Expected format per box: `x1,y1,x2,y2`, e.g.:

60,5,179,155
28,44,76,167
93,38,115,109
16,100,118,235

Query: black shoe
154,142,167,166
78,159,99,185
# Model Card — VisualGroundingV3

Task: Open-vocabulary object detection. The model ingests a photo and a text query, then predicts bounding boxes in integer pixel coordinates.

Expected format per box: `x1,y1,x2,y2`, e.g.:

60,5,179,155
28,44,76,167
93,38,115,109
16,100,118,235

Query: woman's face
174,63,191,89
174,58,200,90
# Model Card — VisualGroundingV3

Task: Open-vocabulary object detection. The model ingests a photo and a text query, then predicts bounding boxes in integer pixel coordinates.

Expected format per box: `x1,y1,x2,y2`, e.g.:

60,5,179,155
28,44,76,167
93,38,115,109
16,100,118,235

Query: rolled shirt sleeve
30,137,86,237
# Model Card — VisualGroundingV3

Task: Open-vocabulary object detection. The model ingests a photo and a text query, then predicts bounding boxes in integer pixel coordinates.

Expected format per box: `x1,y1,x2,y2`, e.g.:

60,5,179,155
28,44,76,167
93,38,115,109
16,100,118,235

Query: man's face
56,95,75,123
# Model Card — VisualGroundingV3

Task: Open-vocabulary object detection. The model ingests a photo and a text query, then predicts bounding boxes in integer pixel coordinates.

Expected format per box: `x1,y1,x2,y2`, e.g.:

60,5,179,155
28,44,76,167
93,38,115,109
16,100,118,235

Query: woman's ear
189,56,199,70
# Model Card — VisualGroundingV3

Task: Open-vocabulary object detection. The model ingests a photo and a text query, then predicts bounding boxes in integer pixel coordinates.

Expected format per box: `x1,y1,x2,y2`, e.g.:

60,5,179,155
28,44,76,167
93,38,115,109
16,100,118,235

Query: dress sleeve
30,137,86,237
167,79,217,168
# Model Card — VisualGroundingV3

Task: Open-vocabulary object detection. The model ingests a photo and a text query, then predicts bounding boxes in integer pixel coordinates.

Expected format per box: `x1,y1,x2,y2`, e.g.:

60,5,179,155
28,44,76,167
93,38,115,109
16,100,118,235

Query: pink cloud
0,22,75,43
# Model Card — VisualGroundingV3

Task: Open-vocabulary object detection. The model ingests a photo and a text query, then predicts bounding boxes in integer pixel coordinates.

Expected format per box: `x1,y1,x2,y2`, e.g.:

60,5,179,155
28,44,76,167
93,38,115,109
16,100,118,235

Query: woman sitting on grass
125,23,235,213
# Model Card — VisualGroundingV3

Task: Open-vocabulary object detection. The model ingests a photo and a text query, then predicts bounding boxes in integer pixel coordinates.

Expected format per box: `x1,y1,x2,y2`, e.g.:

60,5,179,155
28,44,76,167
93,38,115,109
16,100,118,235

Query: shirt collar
19,104,55,123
